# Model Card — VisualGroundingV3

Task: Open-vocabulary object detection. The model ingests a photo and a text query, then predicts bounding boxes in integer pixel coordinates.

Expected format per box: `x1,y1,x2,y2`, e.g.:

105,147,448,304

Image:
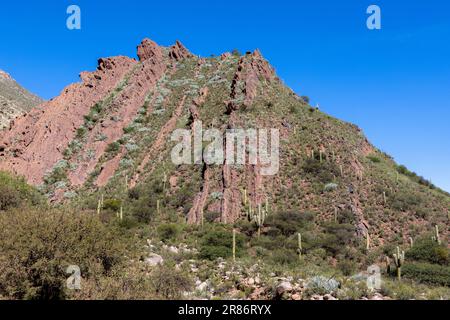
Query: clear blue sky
0,0,449,191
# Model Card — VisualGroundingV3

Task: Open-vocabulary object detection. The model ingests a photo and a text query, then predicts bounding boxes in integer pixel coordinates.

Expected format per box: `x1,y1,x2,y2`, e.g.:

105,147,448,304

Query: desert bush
0,171,43,211
0,208,126,300
390,190,423,211
320,222,356,256
105,142,120,153
157,223,181,242
402,262,450,286
380,281,417,300
151,265,193,299
102,198,122,212
300,96,310,104
265,211,315,237
406,238,449,265
302,158,340,183
199,228,244,260
367,155,381,163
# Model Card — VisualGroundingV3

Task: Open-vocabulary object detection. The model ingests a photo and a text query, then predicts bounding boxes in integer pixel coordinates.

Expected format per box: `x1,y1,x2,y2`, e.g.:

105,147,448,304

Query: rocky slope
0,38,448,247
0,70,43,129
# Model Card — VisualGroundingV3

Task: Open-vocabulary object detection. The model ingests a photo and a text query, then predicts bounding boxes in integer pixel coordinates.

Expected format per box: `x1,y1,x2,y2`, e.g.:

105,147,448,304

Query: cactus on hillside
232,229,236,263
409,237,414,248
297,232,302,260
432,225,441,245
366,232,370,250
253,203,266,237
393,246,405,281
162,172,167,192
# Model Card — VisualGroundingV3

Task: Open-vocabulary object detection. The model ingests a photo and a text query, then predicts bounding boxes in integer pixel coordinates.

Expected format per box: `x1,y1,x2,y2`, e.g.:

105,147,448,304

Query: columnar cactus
125,174,128,190
162,172,167,192
247,203,253,221
253,203,266,237
383,192,387,205
297,232,302,260
319,150,323,163
119,206,123,221
232,229,236,263
432,225,441,245
393,246,405,281
157,199,160,215
366,232,370,250
409,237,414,248
242,188,248,206
334,207,338,223
97,199,101,215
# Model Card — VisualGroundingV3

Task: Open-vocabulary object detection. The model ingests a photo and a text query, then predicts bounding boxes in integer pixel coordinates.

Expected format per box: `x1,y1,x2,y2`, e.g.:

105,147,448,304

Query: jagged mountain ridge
0,38,448,247
0,70,43,129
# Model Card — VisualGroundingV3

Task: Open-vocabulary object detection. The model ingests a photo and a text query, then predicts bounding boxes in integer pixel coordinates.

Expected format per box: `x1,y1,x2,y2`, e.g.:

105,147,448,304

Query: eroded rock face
227,50,275,113
0,56,136,185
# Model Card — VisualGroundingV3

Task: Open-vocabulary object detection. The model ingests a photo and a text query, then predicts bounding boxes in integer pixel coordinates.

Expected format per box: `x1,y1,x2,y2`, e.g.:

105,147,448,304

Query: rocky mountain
0,38,448,247
0,70,43,129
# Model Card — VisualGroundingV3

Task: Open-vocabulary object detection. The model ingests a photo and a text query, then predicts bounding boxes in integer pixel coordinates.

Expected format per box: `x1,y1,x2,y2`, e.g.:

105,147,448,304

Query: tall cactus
432,225,441,245
232,229,236,263
297,233,302,260
393,246,405,281
119,206,123,221
409,237,414,248
366,232,370,250
253,203,266,237
97,199,101,215
162,172,167,192
241,188,248,206
157,199,160,215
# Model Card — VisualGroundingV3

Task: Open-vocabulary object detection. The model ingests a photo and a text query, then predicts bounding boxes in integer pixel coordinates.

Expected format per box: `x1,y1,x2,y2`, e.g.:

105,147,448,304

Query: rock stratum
0,38,448,246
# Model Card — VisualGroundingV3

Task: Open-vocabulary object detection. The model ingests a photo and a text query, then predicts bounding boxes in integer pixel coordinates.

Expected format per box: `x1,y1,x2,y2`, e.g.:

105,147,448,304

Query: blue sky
0,0,449,191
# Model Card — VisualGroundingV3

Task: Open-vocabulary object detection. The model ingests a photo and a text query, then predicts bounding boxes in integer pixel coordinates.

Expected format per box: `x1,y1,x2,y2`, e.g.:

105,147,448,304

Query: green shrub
151,265,193,299
265,211,315,237
302,158,340,183
105,142,120,153
0,171,43,211
300,96,310,104
157,223,181,242
103,199,122,212
406,238,449,265
0,208,125,300
402,262,450,286
320,222,356,256
199,228,244,260
367,155,381,163
390,190,423,211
